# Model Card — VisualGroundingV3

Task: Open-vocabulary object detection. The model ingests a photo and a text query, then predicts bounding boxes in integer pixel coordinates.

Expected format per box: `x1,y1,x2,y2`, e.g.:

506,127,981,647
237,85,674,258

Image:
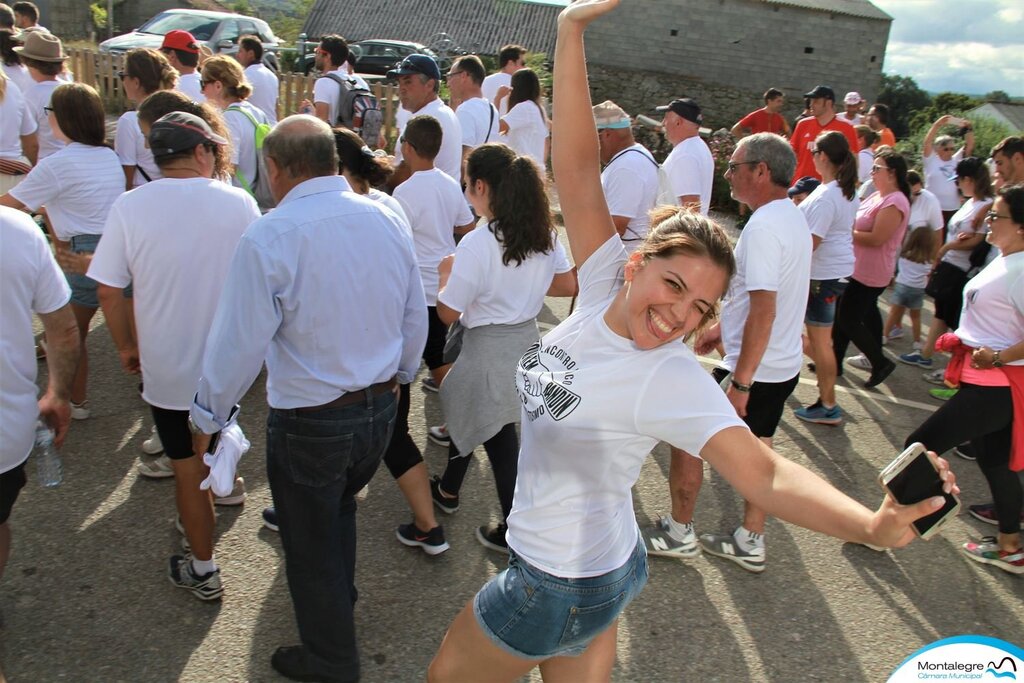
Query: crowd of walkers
0,0,1020,680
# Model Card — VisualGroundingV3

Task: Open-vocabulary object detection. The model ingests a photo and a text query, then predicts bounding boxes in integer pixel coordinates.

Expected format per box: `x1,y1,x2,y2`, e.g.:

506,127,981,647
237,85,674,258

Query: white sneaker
213,476,246,506
922,368,946,384
70,400,91,420
142,426,164,455
137,455,174,479
845,354,872,370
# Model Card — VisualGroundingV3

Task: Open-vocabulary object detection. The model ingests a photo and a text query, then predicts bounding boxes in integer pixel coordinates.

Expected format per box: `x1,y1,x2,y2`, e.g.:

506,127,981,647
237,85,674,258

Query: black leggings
906,383,1021,536
381,383,423,480
833,278,887,372
440,423,519,522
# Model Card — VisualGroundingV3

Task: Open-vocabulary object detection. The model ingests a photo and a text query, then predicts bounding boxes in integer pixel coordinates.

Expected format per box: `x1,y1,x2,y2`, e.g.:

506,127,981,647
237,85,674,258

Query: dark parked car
302,39,438,76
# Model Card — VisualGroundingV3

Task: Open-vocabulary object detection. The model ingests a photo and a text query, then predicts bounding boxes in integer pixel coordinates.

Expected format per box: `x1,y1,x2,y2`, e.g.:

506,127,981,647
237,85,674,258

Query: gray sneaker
699,530,766,573
643,516,700,558
922,368,947,385
168,554,223,601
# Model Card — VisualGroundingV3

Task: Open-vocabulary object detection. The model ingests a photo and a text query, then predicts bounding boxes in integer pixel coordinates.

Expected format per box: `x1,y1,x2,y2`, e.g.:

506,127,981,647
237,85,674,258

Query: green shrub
897,113,1015,171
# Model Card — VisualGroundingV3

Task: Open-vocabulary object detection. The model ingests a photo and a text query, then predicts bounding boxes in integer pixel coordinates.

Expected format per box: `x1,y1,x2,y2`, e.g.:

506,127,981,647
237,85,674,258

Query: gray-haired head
737,133,796,189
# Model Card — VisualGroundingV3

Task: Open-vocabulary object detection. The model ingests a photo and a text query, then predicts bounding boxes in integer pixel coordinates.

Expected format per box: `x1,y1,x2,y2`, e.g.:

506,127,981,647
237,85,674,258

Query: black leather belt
295,377,398,412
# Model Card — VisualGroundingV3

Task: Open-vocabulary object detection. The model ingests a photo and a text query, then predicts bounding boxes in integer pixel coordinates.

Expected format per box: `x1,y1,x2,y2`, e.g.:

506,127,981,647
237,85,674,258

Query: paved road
1,215,1020,682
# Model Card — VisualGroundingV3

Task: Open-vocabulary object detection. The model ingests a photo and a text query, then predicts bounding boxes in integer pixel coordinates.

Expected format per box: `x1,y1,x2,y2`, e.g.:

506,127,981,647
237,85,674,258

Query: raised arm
922,115,952,157
552,0,619,267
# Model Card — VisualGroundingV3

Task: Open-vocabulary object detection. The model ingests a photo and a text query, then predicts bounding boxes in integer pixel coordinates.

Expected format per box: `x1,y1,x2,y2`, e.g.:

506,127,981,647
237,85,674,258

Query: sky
870,0,1023,96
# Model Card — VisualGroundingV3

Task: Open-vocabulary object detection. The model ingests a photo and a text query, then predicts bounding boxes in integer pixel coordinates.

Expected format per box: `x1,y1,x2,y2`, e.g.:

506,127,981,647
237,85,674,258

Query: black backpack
325,73,383,148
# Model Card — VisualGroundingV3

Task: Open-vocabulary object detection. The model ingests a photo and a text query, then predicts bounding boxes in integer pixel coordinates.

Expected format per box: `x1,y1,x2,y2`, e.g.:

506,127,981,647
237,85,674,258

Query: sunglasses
43,105,53,114
870,164,889,173
985,211,1011,222
399,135,417,151
446,70,464,79
117,70,127,80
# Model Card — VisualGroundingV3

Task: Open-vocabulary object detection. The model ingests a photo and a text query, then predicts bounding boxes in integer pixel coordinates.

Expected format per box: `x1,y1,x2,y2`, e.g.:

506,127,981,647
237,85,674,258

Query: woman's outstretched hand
558,0,620,27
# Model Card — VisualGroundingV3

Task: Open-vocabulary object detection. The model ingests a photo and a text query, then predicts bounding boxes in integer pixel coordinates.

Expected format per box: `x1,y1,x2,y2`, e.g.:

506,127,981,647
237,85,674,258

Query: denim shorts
473,535,648,660
889,282,924,310
805,278,847,327
65,234,101,308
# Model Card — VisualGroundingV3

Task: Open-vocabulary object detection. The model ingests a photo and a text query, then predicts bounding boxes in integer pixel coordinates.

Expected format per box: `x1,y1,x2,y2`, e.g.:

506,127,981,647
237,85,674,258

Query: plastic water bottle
34,419,63,487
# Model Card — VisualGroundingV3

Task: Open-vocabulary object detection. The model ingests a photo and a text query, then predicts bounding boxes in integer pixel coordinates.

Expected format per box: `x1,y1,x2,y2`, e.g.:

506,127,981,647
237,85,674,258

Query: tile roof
969,103,1024,132
761,0,892,21
303,0,564,57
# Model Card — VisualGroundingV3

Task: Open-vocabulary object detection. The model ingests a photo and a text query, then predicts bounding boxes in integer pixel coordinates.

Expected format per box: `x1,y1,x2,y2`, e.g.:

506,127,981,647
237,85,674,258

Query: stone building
303,0,891,130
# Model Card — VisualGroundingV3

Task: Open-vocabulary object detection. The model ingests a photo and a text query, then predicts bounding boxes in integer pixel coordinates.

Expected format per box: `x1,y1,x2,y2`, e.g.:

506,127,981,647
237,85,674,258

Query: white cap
843,91,863,105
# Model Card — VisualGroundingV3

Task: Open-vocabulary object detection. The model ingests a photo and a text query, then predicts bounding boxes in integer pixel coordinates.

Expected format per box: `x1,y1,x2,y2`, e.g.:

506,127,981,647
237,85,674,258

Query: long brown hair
124,48,177,96
137,90,233,178
815,130,857,200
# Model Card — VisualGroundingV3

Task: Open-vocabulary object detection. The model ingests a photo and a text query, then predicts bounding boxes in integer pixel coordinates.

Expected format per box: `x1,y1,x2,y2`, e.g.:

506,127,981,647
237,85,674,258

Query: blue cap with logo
387,54,441,82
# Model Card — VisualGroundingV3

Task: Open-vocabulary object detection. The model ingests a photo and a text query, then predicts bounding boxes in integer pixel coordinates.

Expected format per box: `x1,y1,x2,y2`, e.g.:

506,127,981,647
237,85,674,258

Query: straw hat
13,31,66,62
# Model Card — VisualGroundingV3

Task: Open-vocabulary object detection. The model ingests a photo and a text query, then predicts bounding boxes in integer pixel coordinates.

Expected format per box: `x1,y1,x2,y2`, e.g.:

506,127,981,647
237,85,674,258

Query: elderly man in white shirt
190,115,427,683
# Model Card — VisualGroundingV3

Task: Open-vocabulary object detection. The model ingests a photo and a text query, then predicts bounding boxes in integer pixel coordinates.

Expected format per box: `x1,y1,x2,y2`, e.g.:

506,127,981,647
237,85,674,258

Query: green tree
877,73,931,139
985,90,1011,104
907,91,982,134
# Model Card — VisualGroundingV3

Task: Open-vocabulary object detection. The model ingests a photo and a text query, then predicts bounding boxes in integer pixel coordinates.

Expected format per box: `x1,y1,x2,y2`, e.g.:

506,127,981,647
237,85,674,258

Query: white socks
666,517,695,542
192,556,217,576
734,526,765,554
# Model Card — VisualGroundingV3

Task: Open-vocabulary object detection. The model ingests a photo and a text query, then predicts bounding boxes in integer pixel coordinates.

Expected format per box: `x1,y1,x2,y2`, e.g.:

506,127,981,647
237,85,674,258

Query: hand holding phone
876,443,961,543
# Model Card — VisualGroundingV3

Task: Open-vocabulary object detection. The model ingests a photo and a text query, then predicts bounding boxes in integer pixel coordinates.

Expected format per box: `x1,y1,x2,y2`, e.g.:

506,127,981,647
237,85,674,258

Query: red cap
160,30,199,54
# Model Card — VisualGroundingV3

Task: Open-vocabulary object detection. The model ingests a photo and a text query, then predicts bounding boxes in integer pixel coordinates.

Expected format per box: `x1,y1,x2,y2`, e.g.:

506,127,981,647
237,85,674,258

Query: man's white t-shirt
720,198,812,382
0,79,36,159
114,111,162,188
839,113,863,127
600,143,660,251
501,100,548,172
940,197,992,272
923,150,964,212
393,168,474,305
799,180,857,280
909,187,944,231
0,207,71,473
2,63,33,95
456,96,499,149
176,71,204,102
393,97,464,184
956,252,1024,364
24,79,64,159
439,225,571,328
661,135,714,215
506,235,746,577
88,178,260,410
857,148,873,185
312,67,348,125
482,71,512,115
244,63,279,124
224,100,270,193
10,142,124,240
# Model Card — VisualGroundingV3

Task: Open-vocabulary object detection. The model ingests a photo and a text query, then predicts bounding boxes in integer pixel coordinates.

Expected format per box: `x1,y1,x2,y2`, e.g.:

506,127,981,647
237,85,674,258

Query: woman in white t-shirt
115,48,177,190
498,68,549,173
0,70,36,194
1,83,124,420
854,124,877,187
793,130,859,426
333,127,409,228
426,143,576,553
199,56,269,198
906,183,1024,576
428,3,958,680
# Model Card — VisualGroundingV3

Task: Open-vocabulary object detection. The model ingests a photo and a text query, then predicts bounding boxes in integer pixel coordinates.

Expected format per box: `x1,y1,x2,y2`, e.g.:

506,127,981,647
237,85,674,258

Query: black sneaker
168,554,223,601
421,376,439,393
430,476,459,514
476,522,509,554
271,645,347,683
865,359,896,388
262,506,279,532
396,522,450,556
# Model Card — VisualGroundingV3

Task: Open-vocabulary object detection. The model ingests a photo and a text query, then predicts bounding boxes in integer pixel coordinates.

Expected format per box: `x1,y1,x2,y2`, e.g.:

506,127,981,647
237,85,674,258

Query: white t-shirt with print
956,252,1024,364
245,63,279,124
439,225,571,328
393,97,464,184
24,79,64,159
88,178,260,410
10,142,124,240
940,197,992,272
224,100,270,194
0,207,71,473
661,135,714,215
501,101,548,172
600,143,660,251
506,235,746,577
114,111,162,188
720,198,812,383
923,150,964,211
176,72,204,103
799,180,857,280
393,168,474,305
482,71,512,115
0,79,36,159
456,96,499,149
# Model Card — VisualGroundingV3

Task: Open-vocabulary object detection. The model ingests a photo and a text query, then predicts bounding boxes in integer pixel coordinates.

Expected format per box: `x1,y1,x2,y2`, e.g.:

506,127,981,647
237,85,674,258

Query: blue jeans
266,388,398,681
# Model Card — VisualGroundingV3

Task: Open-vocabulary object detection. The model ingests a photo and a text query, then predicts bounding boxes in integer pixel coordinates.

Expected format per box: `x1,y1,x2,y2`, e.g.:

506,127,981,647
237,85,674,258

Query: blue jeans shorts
473,535,648,660
66,234,101,308
805,278,847,327
889,282,924,310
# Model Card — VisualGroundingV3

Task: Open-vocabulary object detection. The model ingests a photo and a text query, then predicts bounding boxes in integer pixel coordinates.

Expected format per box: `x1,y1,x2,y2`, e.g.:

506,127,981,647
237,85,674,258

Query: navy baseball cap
788,176,821,198
804,85,835,101
387,54,441,82
654,98,703,125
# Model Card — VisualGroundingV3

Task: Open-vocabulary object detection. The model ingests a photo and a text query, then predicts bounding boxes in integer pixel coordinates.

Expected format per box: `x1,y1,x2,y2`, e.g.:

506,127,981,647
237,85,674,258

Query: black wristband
730,379,752,393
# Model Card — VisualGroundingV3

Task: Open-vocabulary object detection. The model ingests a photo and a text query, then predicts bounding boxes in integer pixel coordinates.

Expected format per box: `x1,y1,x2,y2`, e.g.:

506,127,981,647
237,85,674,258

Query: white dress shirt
191,175,428,432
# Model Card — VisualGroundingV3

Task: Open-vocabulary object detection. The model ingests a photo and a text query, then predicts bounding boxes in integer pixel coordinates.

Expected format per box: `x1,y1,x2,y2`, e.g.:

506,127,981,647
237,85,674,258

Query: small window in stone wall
804,46,814,54
670,29,678,36
871,56,877,62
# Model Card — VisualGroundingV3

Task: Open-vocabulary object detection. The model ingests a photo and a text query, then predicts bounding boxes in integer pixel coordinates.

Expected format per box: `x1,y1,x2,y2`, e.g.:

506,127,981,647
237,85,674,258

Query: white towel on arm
200,423,250,496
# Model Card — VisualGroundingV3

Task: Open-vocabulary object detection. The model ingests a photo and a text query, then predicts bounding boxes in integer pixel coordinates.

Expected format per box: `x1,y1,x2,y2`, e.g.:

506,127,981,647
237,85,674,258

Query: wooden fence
66,48,401,144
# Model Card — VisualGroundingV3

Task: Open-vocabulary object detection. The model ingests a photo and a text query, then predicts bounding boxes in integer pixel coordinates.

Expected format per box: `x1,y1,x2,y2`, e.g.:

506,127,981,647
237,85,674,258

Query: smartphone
879,443,960,540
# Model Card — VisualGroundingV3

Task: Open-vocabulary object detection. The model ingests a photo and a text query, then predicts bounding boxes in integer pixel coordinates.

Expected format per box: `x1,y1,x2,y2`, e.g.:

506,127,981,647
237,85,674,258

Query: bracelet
730,379,752,393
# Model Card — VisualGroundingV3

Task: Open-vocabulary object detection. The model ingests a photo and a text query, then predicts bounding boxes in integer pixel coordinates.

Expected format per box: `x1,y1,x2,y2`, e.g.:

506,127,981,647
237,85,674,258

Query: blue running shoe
898,352,933,368
794,401,843,426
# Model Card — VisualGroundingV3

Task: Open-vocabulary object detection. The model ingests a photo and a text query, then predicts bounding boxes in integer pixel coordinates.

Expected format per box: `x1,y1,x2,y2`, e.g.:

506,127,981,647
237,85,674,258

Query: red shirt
790,116,860,183
738,108,787,135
